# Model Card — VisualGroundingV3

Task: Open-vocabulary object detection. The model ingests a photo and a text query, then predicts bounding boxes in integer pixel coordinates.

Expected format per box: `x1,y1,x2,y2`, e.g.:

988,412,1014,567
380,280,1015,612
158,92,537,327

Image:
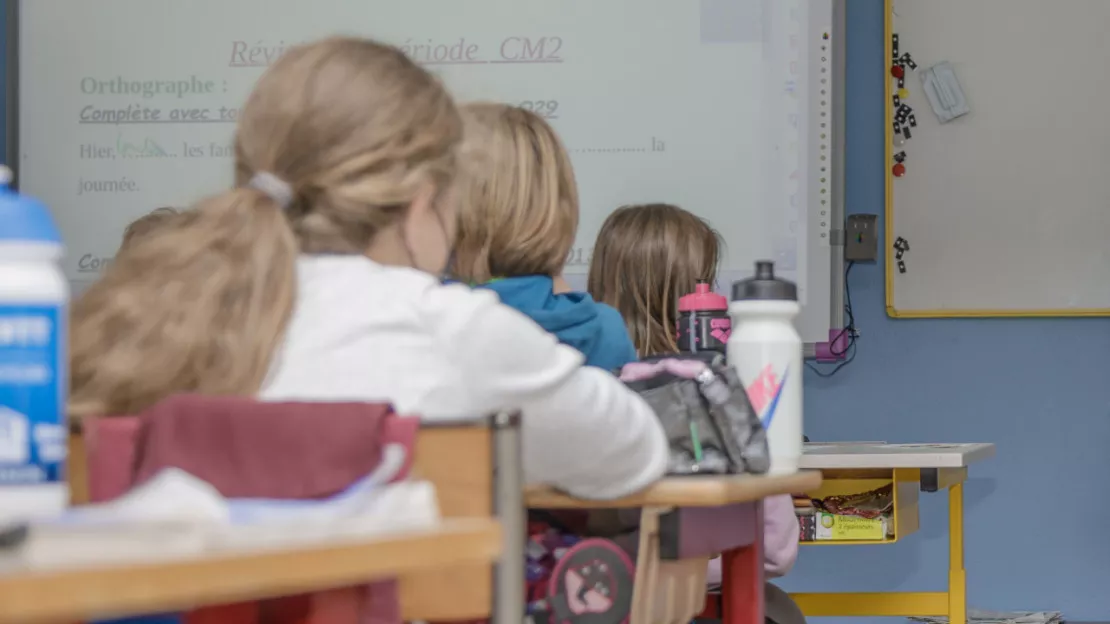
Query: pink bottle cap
678,282,728,312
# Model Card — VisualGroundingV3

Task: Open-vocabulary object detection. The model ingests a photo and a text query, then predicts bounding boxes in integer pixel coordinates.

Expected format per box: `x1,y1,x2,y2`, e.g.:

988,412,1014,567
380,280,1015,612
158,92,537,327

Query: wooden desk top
525,471,821,509
0,519,501,624
799,442,996,469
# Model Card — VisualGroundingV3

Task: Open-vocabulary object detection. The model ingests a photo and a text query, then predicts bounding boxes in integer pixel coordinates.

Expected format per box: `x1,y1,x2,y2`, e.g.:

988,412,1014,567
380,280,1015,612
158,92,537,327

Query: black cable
828,261,855,356
807,260,857,377
807,334,856,378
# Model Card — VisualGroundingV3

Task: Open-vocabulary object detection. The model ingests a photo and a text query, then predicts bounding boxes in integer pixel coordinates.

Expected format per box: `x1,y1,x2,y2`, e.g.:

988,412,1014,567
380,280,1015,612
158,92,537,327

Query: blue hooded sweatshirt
478,276,638,371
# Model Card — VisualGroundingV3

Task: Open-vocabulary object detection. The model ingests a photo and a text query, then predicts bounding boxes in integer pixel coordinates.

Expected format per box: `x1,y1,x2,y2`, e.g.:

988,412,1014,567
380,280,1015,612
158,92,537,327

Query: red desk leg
721,501,764,624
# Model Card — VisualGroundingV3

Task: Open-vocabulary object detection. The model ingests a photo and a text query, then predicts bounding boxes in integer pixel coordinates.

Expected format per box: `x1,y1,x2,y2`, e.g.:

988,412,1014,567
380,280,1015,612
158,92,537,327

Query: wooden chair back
68,417,500,621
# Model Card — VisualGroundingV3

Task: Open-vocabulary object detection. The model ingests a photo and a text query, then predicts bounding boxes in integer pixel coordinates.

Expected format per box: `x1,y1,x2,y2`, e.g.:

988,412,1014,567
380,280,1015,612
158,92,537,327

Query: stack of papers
912,610,1063,624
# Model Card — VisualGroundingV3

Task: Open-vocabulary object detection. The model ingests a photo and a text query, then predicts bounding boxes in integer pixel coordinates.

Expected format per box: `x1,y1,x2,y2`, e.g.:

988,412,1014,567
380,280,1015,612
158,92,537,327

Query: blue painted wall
4,0,1106,618
787,0,1110,620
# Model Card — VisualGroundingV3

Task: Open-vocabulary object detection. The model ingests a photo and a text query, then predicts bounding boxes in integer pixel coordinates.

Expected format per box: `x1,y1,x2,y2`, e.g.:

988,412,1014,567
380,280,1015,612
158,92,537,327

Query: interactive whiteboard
12,0,842,344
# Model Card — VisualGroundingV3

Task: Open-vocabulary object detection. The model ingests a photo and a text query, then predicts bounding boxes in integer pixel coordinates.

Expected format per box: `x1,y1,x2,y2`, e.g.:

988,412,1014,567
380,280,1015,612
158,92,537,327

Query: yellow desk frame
791,467,970,624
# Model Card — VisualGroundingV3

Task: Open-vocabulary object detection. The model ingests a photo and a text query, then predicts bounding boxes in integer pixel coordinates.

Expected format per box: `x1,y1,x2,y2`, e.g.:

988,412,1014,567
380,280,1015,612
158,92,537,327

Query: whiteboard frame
882,0,1110,319
5,0,847,355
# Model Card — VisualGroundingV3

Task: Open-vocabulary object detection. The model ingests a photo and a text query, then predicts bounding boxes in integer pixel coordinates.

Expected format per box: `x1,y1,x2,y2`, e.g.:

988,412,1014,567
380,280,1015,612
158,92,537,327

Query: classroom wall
788,0,1110,620
3,0,1107,619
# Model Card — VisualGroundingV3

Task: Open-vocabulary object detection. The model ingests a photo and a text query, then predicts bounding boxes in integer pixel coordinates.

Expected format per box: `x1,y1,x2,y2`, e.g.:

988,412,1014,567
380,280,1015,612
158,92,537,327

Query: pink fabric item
85,416,142,503
83,396,418,624
706,495,799,585
758,494,800,578
131,395,414,498
618,359,707,382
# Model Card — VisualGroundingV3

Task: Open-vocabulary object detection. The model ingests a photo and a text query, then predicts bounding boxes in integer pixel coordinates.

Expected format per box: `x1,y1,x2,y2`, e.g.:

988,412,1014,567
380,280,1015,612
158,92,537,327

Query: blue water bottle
0,166,68,523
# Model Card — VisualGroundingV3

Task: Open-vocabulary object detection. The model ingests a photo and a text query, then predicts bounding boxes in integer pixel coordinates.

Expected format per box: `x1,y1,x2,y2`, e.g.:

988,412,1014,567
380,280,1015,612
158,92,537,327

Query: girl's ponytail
69,186,298,418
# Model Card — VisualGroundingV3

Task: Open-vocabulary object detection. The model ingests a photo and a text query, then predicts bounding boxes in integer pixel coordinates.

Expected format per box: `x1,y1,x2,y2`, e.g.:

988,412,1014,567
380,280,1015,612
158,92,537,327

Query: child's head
451,103,578,284
119,207,179,252
231,38,462,274
587,204,722,357
70,37,463,418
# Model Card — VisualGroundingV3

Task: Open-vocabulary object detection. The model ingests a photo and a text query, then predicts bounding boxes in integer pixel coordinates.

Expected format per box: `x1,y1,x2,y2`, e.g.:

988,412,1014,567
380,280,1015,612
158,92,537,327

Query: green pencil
690,422,704,463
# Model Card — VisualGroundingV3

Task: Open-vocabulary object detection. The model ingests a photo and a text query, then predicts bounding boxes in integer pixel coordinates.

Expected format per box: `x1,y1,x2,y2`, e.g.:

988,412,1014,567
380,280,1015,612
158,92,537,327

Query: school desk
0,518,502,624
791,442,996,624
526,470,823,624
68,412,527,624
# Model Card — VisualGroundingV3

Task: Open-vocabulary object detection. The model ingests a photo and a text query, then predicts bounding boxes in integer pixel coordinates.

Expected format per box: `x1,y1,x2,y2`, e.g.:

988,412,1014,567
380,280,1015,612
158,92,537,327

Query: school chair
630,506,713,623
68,396,524,624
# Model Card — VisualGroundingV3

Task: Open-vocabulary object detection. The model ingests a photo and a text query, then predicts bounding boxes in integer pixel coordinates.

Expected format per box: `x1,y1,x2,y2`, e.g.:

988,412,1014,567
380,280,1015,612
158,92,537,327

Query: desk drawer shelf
799,468,919,545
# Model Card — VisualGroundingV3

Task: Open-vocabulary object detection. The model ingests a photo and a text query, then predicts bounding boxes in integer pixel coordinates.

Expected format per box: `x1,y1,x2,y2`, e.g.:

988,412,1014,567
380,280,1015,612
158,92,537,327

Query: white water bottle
728,260,802,474
0,166,69,522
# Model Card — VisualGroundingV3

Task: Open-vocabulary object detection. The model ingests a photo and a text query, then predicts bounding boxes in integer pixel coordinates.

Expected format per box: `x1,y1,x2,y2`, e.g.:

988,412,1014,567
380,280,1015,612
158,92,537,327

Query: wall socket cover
845,214,879,261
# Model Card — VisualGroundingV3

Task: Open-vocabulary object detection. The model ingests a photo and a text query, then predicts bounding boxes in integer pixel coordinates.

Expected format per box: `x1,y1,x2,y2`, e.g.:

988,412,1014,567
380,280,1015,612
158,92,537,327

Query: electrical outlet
845,214,879,262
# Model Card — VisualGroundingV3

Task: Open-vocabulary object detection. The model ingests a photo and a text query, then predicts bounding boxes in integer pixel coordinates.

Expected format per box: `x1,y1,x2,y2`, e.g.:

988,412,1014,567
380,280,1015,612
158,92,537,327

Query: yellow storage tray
800,468,920,545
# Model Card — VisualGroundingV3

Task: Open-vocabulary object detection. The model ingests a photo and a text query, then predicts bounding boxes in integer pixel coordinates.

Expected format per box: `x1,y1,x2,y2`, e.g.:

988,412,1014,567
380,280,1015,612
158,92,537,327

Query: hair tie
248,171,293,209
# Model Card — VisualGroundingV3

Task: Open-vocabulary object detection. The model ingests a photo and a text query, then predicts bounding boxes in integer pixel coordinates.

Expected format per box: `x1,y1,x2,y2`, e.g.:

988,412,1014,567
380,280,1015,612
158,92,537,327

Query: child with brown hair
453,103,636,371
69,38,667,501
587,203,723,357
587,203,801,617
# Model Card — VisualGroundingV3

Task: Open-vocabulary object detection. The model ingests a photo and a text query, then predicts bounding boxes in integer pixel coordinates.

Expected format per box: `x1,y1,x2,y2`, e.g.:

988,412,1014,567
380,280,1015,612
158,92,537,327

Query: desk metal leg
492,411,524,624
948,482,966,624
721,500,764,624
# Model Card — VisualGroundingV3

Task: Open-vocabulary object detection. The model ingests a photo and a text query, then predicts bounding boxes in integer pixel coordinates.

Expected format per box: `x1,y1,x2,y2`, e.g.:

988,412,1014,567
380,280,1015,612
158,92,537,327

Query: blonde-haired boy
453,103,636,370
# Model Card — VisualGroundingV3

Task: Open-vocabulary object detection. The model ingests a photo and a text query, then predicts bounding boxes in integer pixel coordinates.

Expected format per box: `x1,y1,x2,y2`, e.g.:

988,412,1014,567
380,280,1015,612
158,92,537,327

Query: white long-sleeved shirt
258,255,669,500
